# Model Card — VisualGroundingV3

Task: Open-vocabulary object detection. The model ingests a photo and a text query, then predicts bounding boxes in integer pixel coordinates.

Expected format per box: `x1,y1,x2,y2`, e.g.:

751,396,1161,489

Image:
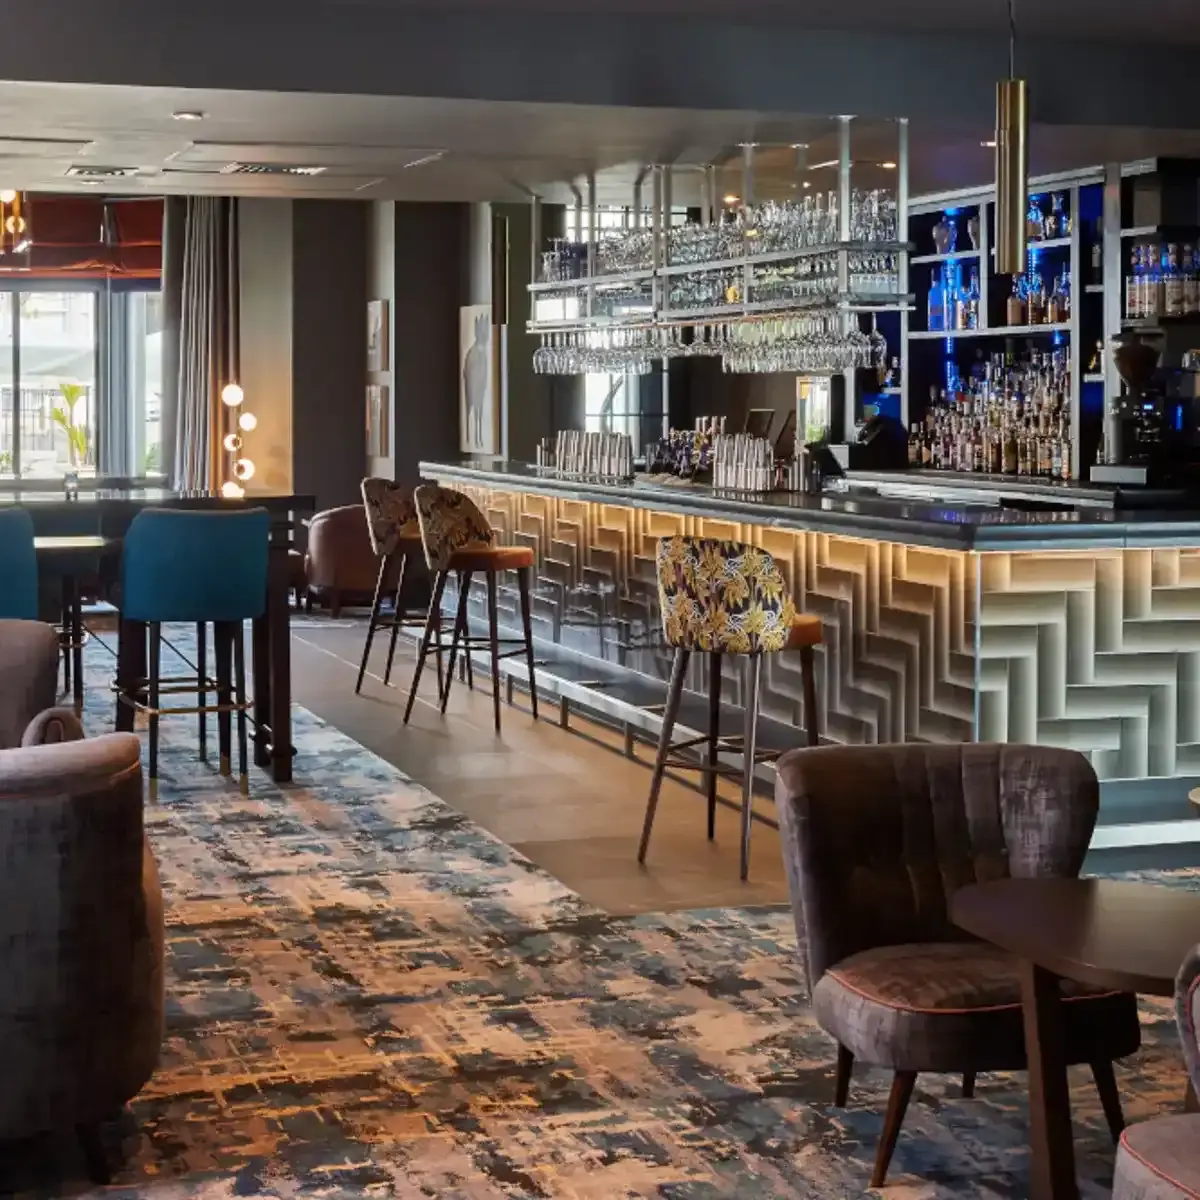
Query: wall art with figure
459,304,502,455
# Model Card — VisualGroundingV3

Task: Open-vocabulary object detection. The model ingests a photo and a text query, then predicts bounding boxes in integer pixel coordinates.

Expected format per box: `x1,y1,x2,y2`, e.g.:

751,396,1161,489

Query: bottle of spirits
1164,243,1184,317
1057,266,1071,321
1027,196,1044,242
1045,193,1067,239
1089,219,1103,287
1007,276,1027,326
1185,245,1200,315
908,424,921,466
928,268,945,332
1145,244,1165,318
1003,422,1018,474
1027,271,1046,325
1126,246,1143,320
1047,272,1064,324
966,268,981,329
952,266,969,331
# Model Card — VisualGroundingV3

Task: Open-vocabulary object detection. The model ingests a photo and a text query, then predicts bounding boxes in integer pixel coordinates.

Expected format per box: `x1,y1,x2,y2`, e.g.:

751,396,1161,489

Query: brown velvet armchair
304,504,379,616
774,742,1141,1189
0,619,164,1183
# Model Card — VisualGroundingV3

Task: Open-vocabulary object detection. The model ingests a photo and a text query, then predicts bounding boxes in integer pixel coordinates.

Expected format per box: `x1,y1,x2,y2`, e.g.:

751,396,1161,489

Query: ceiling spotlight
807,159,840,171
791,142,810,150
172,110,206,121
723,193,740,205
981,139,998,148
880,161,897,170
802,180,811,189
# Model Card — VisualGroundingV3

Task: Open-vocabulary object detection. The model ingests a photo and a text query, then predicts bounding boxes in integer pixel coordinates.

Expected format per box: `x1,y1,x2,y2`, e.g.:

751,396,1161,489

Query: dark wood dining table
952,877,1200,1200
11,486,314,783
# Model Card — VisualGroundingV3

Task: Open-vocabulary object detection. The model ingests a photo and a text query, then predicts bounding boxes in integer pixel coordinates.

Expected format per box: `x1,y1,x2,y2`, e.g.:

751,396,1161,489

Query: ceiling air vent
221,163,327,177
65,165,141,179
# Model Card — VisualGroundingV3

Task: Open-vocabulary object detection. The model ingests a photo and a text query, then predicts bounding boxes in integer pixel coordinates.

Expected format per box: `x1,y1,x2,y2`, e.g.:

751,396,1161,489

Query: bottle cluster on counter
908,348,1072,480
1125,242,1200,319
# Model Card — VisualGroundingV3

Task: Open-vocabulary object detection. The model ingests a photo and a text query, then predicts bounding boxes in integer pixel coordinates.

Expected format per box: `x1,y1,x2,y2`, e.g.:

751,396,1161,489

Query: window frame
0,275,161,485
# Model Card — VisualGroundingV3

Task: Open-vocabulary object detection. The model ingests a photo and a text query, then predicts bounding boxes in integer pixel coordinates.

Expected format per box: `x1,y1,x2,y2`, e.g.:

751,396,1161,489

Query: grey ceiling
3,81,1200,205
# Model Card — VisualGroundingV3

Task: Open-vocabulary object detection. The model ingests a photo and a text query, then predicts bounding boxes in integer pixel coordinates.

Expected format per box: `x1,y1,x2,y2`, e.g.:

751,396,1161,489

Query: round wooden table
951,877,1200,1200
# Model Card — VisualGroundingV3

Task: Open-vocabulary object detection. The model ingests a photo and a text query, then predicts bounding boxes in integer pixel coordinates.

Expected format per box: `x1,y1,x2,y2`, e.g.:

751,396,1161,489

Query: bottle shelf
990,235,1072,254
1084,284,1105,294
1082,373,1105,384
910,323,1071,340
910,249,981,266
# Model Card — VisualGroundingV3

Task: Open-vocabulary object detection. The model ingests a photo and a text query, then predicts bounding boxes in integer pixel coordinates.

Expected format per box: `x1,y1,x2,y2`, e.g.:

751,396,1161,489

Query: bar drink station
424,130,1200,845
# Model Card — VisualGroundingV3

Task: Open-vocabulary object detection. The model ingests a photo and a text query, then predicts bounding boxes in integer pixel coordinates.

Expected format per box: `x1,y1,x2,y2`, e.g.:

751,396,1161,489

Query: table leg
251,609,271,769
1019,959,1078,1200
115,618,145,733
1185,1080,1199,1113
267,545,293,783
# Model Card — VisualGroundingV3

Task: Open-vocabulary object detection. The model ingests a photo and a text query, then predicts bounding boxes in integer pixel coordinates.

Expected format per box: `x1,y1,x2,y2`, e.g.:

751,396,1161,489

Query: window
0,281,162,480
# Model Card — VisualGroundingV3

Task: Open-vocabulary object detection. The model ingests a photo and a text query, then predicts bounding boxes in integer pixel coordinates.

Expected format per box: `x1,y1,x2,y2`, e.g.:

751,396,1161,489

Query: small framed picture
366,384,389,457
367,300,389,372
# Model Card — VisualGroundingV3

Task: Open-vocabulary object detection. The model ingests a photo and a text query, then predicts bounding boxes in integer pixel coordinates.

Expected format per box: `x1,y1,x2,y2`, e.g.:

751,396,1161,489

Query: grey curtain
161,197,239,490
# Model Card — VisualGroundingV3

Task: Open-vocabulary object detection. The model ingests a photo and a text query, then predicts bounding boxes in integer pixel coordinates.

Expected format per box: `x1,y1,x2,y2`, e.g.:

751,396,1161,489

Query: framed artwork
367,300,389,372
366,384,389,457
459,304,502,454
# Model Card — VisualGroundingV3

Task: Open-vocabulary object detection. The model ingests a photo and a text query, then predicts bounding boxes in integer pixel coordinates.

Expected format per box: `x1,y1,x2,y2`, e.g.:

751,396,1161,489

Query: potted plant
50,382,90,469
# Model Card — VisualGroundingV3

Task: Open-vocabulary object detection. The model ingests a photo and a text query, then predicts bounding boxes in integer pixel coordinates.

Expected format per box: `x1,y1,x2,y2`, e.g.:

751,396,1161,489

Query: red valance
0,195,163,278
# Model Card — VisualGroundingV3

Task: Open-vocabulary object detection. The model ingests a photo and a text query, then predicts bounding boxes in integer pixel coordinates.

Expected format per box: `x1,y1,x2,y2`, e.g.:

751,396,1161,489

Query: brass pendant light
0,190,31,256
994,0,1029,276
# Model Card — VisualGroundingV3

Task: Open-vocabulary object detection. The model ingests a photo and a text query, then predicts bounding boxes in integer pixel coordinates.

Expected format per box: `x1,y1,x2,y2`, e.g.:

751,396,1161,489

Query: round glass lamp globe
233,457,256,481
222,433,242,452
221,383,244,408
220,480,244,498
237,412,258,432
0,190,16,204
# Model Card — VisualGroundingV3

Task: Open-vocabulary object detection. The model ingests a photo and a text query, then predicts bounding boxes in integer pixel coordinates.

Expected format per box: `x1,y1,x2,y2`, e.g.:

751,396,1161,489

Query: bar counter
421,458,1200,837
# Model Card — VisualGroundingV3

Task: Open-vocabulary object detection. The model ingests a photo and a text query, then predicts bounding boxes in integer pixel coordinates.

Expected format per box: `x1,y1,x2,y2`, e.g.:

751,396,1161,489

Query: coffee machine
1092,336,1200,488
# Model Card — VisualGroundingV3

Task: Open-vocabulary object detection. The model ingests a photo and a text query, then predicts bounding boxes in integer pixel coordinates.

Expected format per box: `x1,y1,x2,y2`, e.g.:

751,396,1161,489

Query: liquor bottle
966,268,981,329
1057,266,1071,321
1185,245,1200,315
1126,246,1143,320
1027,271,1046,325
952,266,969,331
1144,244,1165,318
1027,196,1044,242
1164,243,1184,317
1089,219,1103,287
1007,276,1027,326
1047,272,1064,324
1003,423,1018,474
1045,192,1068,239
928,268,945,332
908,424,921,466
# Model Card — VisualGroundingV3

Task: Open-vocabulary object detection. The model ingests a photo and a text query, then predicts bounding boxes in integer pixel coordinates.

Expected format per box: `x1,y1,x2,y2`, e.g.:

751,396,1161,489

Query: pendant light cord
1008,0,1017,78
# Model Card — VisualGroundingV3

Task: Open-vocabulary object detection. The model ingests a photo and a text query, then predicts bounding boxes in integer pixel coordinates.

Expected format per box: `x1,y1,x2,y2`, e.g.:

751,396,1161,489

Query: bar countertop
419,459,1200,551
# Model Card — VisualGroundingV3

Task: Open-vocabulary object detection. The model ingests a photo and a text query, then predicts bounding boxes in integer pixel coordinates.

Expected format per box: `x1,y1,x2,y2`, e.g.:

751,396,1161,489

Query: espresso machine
1092,336,1200,489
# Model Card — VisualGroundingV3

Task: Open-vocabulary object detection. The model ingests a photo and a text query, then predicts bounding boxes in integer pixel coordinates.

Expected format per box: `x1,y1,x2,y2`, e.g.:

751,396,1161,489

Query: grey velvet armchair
1112,943,1200,1198
775,742,1141,1189
0,619,164,1183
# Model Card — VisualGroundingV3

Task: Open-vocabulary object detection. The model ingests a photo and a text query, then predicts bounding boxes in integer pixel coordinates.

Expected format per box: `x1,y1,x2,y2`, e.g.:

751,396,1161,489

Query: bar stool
637,535,821,881
357,478,453,695
403,484,538,734
118,508,270,798
0,509,38,620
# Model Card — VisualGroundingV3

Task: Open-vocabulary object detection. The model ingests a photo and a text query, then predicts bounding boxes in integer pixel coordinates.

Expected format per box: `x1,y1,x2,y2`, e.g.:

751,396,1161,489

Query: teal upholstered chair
0,508,38,621
119,508,270,796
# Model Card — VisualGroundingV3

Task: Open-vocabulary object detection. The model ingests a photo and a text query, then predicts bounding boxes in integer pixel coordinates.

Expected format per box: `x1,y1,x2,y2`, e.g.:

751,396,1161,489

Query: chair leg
441,571,473,714
70,576,83,714
637,647,690,865
739,654,763,882
834,1044,854,1107
517,565,539,720
962,1071,976,1099
357,557,389,694
384,553,411,689
707,652,722,840
403,570,449,725
147,622,162,802
233,622,249,795
60,575,72,696
870,1070,917,1189
1090,1060,1125,1143
197,621,207,761
329,589,342,620
215,623,233,776
800,643,819,748
485,569,502,735
76,1122,111,1185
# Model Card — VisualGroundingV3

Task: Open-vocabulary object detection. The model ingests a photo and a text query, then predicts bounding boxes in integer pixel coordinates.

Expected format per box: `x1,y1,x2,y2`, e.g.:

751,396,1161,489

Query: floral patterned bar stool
358,478,453,697
637,535,821,881
404,484,538,734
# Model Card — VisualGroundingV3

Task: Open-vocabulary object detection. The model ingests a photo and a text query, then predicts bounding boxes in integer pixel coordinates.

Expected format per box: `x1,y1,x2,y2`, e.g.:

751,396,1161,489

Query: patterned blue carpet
3,628,1197,1198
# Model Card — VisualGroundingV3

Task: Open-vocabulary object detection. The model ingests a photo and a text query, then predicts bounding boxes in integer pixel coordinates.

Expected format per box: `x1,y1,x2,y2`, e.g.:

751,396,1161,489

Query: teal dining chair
119,507,271,798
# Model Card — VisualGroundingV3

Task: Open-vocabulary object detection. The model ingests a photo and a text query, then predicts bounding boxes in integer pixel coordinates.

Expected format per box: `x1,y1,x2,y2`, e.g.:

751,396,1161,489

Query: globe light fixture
238,412,258,432
220,480,244,499
233,457,256,481
221,382,244,407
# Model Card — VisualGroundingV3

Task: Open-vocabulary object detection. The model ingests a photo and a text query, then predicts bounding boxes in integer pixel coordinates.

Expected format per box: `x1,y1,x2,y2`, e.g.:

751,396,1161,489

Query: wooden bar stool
403,484,538,734
637,535,821,881
357,478,454,695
